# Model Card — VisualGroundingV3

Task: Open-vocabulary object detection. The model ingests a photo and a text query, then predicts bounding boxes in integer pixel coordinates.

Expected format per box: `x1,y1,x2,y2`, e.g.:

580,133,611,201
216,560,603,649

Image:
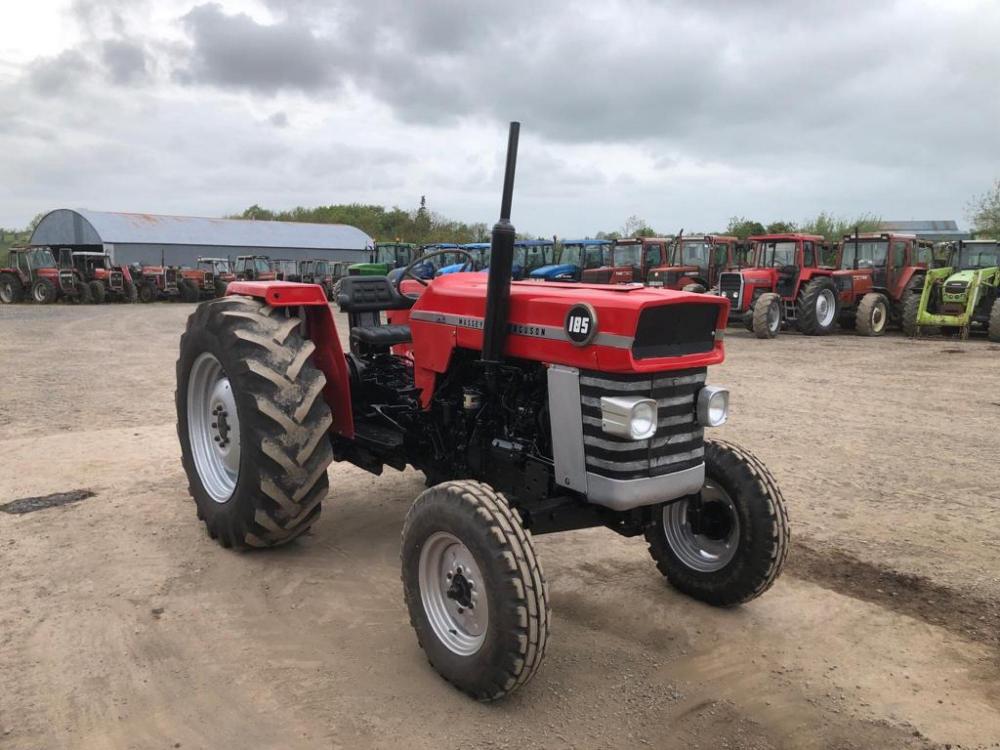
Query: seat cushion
350,324,412,347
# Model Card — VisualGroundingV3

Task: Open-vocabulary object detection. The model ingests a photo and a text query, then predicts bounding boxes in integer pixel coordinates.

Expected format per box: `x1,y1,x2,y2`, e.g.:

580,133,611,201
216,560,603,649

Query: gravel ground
1,301,998,750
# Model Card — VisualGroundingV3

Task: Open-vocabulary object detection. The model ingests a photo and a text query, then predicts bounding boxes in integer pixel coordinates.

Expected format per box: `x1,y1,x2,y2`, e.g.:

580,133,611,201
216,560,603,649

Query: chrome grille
109,271,123,289
719,272,742,309
579,368,705,481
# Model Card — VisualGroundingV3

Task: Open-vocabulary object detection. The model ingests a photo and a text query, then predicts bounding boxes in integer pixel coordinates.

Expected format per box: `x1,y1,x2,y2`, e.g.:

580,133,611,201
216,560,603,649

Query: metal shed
30,209,373,267
880,220,968,243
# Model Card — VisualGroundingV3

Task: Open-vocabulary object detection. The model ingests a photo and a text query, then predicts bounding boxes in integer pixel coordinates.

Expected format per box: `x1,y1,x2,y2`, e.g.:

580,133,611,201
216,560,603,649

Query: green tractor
903,239,1000,341
347,242,418,276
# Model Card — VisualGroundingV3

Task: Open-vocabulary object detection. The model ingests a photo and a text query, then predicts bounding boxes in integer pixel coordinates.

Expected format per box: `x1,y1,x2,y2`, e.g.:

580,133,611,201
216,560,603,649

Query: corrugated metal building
880,220,968,242
30,209,373,267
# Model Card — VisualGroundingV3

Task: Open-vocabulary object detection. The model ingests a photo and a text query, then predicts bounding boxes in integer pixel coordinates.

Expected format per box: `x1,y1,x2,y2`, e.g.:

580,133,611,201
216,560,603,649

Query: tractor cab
350,242,421,277
59,249,128,301
529,239,609,282
647,235,743,291
441,240,555,279
270,259,300,282
437,243,489,276
580,237,668,285
198,257,235,279
235,255,275,281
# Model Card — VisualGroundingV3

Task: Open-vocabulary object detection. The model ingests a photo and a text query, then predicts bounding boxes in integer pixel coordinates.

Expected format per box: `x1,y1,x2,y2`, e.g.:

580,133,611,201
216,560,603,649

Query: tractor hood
946,269,979,285
738,268,776,285
407,273,728,375
529,263,578,280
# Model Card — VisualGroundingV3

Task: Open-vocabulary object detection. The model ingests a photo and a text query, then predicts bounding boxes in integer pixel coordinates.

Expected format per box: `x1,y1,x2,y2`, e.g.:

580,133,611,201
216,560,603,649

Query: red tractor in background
198,257,236,297
234,255,277,281
829,232,933,335
58,249,136,303
178,264,220,302
580,237,670,284
131,263,180,303
175,123,789,701
299,258,344,300
717,233,838,338
646,234,746,292
0,247,90,304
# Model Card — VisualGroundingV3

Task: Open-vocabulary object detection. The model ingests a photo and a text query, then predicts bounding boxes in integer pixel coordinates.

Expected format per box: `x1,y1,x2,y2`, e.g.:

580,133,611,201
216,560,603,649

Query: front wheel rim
872,302,886,332
33,285,45,302
663,482,740,572
0,283,12,302
418,532,488,656
768,303,780,331
816,289,836,327
187,352,241,503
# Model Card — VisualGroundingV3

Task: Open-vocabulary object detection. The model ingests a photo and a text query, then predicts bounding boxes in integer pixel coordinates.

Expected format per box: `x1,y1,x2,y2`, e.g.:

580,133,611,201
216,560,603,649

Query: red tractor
0,246,90,304
178,265,219,302
717,233,839,338
234,255,276,281
58,249,136,303
299,258,344,300
580,237,670,284
198,257,236,297
131,263,180,303
646,234,746,292
175,124,788,701
829,232,934,335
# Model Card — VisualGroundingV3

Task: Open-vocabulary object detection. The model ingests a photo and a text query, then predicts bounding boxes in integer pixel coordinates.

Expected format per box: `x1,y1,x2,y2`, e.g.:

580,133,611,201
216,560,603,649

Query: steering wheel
395,247,477,299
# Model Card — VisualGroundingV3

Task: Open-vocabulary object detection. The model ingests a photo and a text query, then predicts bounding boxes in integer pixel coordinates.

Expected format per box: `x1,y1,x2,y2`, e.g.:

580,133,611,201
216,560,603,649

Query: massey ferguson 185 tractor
903,239,1000,340
831,232,934,336
717,233,838,338
0,247,89,304
646,234,746,292
175,124,789,700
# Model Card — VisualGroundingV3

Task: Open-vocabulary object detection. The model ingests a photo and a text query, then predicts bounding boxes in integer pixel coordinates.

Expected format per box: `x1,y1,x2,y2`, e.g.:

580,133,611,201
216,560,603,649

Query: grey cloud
268,111,289,128
26,50,93,95
102,40,148,84
177,3,338,93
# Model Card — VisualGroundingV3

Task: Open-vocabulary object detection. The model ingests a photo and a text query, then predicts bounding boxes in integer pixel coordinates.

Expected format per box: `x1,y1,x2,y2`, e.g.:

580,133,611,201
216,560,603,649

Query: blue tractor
437,240,556,279
529,239,610,282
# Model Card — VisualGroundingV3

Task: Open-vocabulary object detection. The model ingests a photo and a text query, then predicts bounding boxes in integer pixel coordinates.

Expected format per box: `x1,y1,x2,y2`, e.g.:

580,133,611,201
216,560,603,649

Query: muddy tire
88,280,106,304
0,273,22,304
138,283,155,303
902,292,920,337
215,280,229,298
989,299,1000,343
683,283,707,294
796,277,839,335
752,293,781,339
123,279,138,303
645,439,789,607
179,279,200,303
401,480,549,701
855,292,888,336
31,278,57,304
176,295,333,549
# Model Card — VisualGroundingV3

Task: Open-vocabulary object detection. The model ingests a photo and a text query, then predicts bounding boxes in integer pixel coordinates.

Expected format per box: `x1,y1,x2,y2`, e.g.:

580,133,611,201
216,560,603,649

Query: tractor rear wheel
214,280,229,298
855,292,888,336
179,279,200,303
89,280,106,304
31,278,57,304
645,439,789,607
0,273,22,303
176,295,333,549
902,292,920,337
752,293,780,338
797,277,839,335
989,299,1000,342
138,283,155,303
401,480,549,701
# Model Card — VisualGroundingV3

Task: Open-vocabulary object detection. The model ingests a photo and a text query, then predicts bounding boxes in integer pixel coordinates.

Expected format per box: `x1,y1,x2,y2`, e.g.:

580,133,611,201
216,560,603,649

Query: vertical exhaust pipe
481,121,520,365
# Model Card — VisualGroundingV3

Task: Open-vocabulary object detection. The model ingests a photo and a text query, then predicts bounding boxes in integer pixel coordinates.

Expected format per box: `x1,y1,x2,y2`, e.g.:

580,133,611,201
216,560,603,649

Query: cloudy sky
1,0,998,235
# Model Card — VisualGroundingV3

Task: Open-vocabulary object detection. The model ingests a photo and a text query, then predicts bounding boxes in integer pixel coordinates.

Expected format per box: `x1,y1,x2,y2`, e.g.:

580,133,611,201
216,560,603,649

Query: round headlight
630,400,657,440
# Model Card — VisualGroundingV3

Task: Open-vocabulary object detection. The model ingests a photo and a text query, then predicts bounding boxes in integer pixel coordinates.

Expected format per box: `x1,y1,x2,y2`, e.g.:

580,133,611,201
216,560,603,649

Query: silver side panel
547,365,588,494
586,463,705,511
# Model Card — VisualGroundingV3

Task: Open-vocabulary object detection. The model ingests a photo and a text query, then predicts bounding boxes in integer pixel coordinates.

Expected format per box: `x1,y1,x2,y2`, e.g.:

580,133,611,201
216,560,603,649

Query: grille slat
579,368,705,480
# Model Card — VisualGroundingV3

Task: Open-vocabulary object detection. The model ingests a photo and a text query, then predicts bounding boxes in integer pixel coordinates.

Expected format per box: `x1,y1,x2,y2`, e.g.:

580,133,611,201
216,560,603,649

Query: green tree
798,211,881,240
967,179,1000,238
766,220,797,233
725,216,766,239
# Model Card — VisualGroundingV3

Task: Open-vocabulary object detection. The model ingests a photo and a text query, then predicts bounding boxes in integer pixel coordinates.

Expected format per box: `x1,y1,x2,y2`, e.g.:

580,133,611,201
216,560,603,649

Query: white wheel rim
187,352,241,503
768,302,780,331
663,481,740,572
33,285,45,302
0,283,12,303
418,532,488,656
872,302,886,332
816,289,836,327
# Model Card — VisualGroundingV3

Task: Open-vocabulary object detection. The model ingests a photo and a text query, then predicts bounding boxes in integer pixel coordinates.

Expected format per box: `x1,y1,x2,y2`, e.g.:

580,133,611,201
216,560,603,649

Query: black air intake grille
719,273,742,308
632,304,718,359
579,368,705,481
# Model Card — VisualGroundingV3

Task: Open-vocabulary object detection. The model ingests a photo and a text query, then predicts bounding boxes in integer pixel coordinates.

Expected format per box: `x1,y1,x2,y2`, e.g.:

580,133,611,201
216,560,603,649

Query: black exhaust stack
481,121,520,365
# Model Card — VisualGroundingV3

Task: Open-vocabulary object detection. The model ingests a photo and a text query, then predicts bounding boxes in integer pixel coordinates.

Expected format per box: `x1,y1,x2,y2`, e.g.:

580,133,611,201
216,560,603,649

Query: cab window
893,241,907,268
914,244,933,266
803,242,815,267
644,243,663,267
254,259,270,273
713,244,729,266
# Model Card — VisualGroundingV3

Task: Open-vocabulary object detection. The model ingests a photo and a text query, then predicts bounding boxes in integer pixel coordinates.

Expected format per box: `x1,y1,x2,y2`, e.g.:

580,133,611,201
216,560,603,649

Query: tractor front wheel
855,292,888,336
645,439,789,607
989,298,1000,342
0,273,23,303
751,293,781,338
31,278,57,304
902,292,920,337
138,284,155,303
797,278,839,335
176,296,333,549
401,480,549,701
89,280,107,304
179,279,200,303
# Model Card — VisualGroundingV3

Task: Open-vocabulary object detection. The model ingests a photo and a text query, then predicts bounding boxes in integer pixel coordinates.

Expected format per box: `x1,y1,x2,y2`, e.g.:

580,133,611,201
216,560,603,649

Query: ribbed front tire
176,295,333,549
401,481,549,701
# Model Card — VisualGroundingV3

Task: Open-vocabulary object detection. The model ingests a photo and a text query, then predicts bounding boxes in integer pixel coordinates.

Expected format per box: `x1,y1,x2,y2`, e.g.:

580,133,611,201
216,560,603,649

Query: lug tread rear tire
0,273,23,303
401,480,549,701
645,438,789,607
989,298,1000,342
855,292,887,336
176,295,333,549
796,277,838,335
89,280,106,304
902,292,920,337
32,278,56,304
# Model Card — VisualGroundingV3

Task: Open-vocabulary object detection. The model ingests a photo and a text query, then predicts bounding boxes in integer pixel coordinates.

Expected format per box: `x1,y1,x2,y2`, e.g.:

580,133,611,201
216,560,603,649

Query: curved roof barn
31,208,373,267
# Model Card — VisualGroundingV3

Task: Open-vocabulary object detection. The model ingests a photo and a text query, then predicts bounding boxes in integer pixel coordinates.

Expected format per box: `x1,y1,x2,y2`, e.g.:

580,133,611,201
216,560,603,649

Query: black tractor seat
350,323,412,348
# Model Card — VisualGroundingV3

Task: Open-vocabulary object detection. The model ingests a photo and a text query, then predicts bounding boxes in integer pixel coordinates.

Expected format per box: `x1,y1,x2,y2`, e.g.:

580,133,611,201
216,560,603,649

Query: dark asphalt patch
0,489,95,515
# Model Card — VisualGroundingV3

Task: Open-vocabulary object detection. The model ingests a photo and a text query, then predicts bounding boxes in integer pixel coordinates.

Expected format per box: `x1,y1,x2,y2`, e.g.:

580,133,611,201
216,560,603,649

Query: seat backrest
335,275,413,313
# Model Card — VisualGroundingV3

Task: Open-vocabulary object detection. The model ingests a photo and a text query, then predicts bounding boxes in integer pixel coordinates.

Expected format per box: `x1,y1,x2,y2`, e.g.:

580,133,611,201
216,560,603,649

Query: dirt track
1,303,999,750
